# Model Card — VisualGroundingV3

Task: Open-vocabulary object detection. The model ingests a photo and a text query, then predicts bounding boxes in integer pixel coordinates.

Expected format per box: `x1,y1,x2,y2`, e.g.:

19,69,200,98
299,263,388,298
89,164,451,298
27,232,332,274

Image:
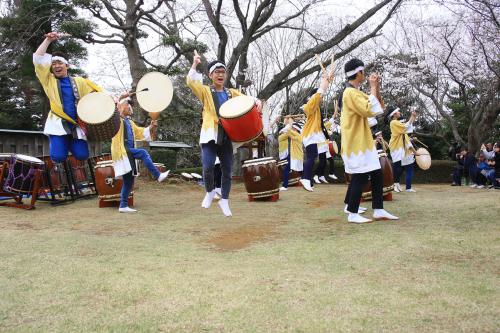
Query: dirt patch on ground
205,224,279,252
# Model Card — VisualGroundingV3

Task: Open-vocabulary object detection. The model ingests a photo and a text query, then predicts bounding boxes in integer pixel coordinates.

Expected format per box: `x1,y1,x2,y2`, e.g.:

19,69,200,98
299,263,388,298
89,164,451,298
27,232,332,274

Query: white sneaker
300,179,314,192
476,185,485,189
373,209,399,220
348,213,372,224
470,184,477,188
157,170,170,182
214,187,222,196
218,199,232,217
393,183,401,193
359,206,367,212
406,188,416,193
328,174,338,180
319,176,329,184
119,207,137,213
313,175,321,184
343,204,366,214
201,190,216,208
280,186,288,191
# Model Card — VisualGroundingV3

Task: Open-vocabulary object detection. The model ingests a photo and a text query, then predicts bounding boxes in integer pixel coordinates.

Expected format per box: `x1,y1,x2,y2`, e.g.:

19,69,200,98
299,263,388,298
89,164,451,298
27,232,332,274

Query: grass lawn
0,180,498,332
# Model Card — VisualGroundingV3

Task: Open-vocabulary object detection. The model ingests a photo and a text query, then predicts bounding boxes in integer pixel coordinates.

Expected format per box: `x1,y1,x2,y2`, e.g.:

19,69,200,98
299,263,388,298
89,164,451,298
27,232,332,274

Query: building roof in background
149,141,191,149
0,129,44,135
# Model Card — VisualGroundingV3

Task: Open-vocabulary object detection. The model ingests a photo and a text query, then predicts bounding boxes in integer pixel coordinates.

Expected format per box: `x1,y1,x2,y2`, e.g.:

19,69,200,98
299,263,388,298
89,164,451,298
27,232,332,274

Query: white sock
218,199,232,217
201,190,216,208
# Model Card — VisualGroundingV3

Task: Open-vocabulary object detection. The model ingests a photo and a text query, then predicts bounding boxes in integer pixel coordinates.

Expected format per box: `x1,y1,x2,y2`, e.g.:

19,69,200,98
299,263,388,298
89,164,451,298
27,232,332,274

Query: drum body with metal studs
242,157,280,199
94,160,124,199
77,92,121,142
219,95,263,143
2,154,44,194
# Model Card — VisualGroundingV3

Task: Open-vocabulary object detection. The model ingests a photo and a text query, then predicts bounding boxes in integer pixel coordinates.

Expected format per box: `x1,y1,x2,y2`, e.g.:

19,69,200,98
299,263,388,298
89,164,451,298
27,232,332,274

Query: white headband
389,107,401,118
51,56,69,65
345,66,364,77
209,62,226,74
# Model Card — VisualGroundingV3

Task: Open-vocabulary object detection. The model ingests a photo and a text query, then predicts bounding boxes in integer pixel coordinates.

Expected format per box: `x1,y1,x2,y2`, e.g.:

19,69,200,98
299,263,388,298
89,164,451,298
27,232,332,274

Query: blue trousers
129,148,160,179
201,140,232,199
393,161,414,189
120,172,134,208
281,155,291,188
302,144,318,184
49,135,89,162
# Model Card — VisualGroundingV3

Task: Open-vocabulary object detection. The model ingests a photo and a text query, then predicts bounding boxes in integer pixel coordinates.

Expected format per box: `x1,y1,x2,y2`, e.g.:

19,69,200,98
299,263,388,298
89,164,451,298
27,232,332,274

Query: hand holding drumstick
192,50,202,69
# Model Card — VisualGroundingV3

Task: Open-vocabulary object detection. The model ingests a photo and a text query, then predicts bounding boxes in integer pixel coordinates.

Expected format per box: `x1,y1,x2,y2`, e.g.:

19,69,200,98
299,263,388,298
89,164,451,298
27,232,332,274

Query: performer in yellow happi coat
187,51,261,216
33,31,102,163
388,106,417,193
299,73,333,192
340,58,398,223
278,116,304,190
111,95,170,213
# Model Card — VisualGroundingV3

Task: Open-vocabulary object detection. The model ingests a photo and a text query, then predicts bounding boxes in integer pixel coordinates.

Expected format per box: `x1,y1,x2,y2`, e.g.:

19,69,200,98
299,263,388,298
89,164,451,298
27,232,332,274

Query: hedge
171,159,457,184
150,149,177,170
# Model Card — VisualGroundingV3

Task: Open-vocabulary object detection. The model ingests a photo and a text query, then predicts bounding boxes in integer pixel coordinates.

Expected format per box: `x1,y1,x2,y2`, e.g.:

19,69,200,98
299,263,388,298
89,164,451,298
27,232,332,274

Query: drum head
331,141,339,154
136,72,173,113
181,172,193,179
416,148,431,170
190,172,202,179
219,95,255,118
77,92,116,124
15,154,43,164
96,160,114,167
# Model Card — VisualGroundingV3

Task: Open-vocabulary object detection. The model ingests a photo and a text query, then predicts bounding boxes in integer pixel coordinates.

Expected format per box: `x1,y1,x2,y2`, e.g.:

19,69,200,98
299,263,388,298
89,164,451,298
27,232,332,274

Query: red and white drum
329,140,338,156
219,95,263,143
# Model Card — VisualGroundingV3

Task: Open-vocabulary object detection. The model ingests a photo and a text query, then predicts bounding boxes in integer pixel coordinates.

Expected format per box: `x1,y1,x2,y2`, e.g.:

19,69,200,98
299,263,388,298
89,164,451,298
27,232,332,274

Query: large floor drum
242,157,280,199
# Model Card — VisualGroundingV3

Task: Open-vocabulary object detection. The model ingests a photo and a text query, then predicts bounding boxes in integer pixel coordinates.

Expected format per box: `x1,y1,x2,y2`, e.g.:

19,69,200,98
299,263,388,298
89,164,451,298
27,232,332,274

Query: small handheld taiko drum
135,72,173,113
329,140,338,156
415,148,431,170
242,157,280,199
77,92,120,142
3,154,44,194
219,95,263,143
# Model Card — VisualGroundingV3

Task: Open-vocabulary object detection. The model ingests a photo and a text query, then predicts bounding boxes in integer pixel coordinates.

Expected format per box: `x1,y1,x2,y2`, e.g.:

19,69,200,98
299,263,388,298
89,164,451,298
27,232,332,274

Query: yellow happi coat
186,69,242,144
278,127,304,171
340,87,384,173
111,117,151,178
389,119,415,165
33,53,102,139
301,93,324,147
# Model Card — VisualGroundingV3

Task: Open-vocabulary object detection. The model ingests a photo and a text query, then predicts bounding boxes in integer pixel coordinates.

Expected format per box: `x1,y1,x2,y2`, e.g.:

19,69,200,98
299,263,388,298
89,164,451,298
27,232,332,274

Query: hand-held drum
3,154,44,194
135,72,173,113
329,140,338,156
219,95,263,143
94,160,124,199
77,92,120,142
415,148,431,170
242,157,280,198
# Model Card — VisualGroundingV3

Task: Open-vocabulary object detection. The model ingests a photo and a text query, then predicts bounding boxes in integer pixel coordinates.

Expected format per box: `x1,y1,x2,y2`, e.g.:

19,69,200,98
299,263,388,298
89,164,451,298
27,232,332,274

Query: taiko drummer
111,94,170,213
186,51,261,217
34,32,102,164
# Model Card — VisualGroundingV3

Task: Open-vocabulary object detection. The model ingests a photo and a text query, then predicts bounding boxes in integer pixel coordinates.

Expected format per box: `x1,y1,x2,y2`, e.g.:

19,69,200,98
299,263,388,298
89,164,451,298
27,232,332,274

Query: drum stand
38,158,97,205
0,162,42,210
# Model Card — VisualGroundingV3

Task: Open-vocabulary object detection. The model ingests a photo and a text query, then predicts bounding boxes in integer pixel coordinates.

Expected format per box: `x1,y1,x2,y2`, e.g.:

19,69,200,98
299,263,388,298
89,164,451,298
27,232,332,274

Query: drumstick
129,88,149,96
45,32,71,38
315,54,327,75
329,54,335,77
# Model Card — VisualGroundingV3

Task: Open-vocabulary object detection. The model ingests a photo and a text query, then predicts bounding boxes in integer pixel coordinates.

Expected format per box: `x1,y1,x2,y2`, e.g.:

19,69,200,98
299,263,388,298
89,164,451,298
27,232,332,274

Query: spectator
493,142,500,189
481,143,495,160
451,147,473,186
470,153,489,189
